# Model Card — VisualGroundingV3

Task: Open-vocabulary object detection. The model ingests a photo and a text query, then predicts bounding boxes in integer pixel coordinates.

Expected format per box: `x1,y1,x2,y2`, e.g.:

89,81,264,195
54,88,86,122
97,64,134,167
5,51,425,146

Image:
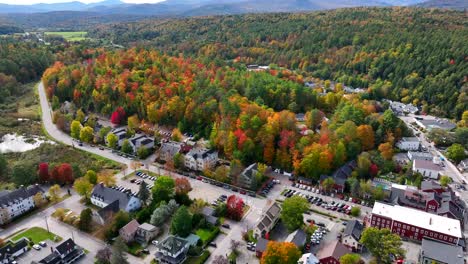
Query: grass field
45,31,88,41
12,227,62,244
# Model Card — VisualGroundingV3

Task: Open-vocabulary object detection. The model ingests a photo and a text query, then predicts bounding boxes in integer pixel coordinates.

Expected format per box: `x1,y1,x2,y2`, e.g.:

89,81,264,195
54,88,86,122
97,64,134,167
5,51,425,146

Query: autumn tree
171,128,182,142
378,143,393,160
357,125,375,151
74,177,93,202
79,208,93,232
261,241,301,264
70,120,81,139
281,196,308,231
48,184,61,202
127,115,140,132
226,195,244,221
97,171,116,187
440,175,452,187
110,107,126,125
33,192,46,207
175,178,192,194
85,170,97,184
55,163,74,184
38,162,49,182
80,126,94,143
106,133,118,149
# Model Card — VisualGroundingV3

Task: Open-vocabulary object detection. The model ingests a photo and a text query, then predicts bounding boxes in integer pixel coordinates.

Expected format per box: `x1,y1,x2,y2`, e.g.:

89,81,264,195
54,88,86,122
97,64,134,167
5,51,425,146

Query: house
414,117,456,131
320,160,357,193
413,160,441,179
388,183,466,226
388,100,418,115
0,237,29,264
94,200,120,225
154,235,190,264
0,184,45,225
184,148,218,171
255,238,269,258
254,202,282,239
106,127,127,147
419,238,464,264
158,141,182,162
135,223,159,245
369,202,463,246
39,238,85,264
458,158,468,172
238,163,259,190
201,206,219,225
295,113,306,122
407,151,433,161
371,178,393,197
342,220,364,252
129,134,155,153
91,183,141,212
285,229,307,248
420,180,444,194
119,219,140,243
317,241,351,264
298,253,320,264
396,137,420,151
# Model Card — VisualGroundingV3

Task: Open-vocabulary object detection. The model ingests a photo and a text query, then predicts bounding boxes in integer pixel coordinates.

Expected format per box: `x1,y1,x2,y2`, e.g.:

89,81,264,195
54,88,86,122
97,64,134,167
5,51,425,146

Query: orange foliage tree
260,241,301,264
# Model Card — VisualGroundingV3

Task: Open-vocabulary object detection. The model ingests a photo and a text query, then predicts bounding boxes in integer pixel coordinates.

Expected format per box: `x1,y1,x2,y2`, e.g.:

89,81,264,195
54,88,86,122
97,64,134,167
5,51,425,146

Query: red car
240,190,246,194
196,176,202,180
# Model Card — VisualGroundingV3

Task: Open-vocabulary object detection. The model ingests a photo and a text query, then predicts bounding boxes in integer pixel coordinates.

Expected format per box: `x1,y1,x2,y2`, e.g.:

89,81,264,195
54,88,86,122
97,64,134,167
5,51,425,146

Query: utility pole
44,216,50,233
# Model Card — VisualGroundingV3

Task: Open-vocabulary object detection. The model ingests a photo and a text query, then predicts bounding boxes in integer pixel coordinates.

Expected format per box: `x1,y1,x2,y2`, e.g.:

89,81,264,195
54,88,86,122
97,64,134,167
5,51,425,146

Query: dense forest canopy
43,48,409,181
90,7,468,119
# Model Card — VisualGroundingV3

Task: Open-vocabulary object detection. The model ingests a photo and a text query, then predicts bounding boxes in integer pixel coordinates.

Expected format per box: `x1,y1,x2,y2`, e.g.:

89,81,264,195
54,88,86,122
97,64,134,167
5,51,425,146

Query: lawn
44,31,88,41
11,227,62,244
127,241,144,257
186,250,210,264
195,229,212,243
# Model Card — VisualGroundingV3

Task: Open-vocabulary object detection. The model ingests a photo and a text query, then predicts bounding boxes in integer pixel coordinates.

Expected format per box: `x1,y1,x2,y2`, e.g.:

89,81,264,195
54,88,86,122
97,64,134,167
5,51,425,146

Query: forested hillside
90,7,468,119
0,40,54,101
42,48,409,179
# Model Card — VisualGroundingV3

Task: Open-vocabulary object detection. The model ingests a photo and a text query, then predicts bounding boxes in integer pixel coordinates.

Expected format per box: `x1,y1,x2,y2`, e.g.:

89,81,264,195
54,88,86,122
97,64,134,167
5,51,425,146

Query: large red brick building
369,202,464,246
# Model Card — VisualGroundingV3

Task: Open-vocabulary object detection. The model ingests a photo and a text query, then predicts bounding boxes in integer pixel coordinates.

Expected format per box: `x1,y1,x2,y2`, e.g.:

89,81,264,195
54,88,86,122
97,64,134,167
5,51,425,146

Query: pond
0,133,55,153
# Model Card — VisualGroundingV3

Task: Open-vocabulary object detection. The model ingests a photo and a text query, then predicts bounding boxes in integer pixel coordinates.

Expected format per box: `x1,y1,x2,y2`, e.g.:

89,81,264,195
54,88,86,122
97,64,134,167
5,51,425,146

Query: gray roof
97,200,119,222
202,206,215,216
157,236,188,255
242,163,259,179
159,141,182,157
343,220,363,241
418,119,456,131
91,184,136,210
186,148,216,159
0,185,44,208
317,241,351,260
0,237,29,261
421,180,442,191
414,160,441,171
120,219,140,235
138,223,158,232
399,137,420,142
285,229,307,247
320,160,357,186
408,151,433,161
421,238,463,264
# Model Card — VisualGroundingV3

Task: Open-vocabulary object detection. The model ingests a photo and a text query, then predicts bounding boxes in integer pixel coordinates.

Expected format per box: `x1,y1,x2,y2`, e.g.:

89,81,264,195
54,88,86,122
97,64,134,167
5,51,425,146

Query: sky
0,0,165,4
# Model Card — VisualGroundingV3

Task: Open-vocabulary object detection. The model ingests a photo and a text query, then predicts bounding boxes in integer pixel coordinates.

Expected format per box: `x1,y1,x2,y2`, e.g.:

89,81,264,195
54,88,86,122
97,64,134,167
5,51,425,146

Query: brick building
369,202,463,247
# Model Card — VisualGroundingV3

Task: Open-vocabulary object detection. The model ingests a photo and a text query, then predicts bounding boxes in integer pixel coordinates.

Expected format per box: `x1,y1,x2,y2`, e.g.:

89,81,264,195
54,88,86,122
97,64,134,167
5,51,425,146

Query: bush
350,207,361,217
188,245,203,256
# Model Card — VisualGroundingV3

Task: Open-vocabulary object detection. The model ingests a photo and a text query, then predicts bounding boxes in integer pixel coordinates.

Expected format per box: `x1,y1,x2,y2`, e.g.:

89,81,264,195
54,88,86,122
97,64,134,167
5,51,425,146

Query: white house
342,220,364,252
458,159,468,172
396,137,420,151
0,237,29,263
129,134,155,153
254,202,282,239
0,185,45,225
91,183,141,212
184,148,218,171
413,160,442,179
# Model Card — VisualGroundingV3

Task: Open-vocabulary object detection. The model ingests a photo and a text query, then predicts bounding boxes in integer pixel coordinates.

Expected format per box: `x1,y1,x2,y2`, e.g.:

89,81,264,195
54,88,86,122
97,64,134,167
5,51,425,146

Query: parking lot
14,239,59,263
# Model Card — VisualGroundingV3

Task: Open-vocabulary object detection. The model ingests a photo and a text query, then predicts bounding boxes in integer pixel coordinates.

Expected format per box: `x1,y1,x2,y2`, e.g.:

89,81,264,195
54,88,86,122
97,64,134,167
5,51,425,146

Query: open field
11,227,62,244
44,31,88,41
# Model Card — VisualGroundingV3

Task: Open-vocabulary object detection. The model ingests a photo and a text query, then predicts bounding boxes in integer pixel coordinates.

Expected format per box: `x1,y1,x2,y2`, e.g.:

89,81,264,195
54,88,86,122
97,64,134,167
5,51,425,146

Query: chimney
99,182,104,187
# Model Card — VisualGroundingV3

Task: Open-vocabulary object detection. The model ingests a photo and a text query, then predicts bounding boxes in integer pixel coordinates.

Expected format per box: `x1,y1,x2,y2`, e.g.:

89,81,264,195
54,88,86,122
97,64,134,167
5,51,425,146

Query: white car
32,244,41,250
152,240,159,245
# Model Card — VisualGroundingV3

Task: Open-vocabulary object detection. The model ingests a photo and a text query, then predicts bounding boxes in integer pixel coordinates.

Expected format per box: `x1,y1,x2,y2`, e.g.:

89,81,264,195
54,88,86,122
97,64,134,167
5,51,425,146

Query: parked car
208,242,217,248
222,224,230,229
39,241,47,247
33,245,41,250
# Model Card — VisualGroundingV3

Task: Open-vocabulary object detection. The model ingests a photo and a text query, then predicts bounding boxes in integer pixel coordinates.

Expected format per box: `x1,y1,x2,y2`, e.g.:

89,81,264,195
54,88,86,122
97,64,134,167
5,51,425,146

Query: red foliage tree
175,178,192,194
369,163,379,177
55,163,74,184
226,195,244,221
110,107,126,125
37,162,49,182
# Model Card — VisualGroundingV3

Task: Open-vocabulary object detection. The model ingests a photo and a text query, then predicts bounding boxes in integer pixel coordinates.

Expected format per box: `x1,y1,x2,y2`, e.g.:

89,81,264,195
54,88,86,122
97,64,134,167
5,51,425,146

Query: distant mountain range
0,0,465,15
